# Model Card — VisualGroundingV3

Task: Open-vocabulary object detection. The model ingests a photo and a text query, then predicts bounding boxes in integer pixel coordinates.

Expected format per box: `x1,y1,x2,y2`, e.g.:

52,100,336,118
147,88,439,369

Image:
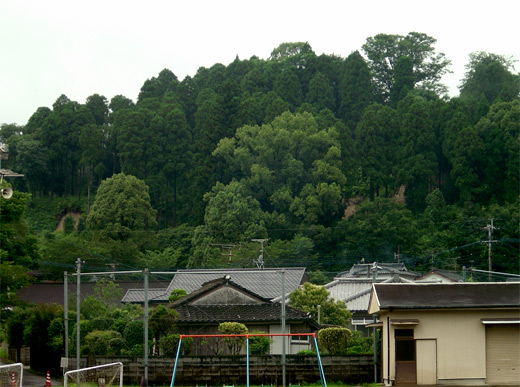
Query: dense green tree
269,42,315,69
354,104,399,199
390,56,414,107
396,94,437,212
306,72,335,111
11,135,50,194
23,303,63,373
460,52,520,104
362,32,451,101
214,111,346,227
86,173,157,241
40,95,96,195
336,197,417,261
274,67,303,108
85,94,109,126
338,51,374,128
0,189,40,285
289,282,351,327
79,123,105,212
137,68,178,103
149,304,179,355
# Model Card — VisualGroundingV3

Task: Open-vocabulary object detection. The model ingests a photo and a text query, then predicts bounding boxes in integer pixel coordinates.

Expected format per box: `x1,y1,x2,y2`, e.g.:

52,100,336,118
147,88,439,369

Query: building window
290,324,310,343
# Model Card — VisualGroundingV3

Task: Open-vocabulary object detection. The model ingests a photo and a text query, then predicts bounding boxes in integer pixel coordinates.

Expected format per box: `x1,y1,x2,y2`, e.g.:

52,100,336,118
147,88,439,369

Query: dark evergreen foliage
0,34,518,283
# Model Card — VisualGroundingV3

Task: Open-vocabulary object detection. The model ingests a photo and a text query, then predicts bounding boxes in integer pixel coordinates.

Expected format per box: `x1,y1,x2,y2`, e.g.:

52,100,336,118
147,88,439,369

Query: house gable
191,285,263,305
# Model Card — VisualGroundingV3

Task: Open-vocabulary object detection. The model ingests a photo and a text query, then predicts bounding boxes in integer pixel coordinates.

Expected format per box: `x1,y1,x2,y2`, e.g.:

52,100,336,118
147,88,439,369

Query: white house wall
380,309,519,385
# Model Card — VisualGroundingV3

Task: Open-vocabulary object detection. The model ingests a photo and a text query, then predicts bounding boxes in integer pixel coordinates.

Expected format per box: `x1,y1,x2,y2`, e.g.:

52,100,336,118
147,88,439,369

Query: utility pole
482,219,499,280
75,258,82,377
143,268,149,386
252,239,268,269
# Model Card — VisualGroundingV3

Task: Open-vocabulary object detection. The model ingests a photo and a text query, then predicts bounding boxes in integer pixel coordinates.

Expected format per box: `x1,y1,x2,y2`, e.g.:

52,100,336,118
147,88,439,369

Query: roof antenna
252,239,268,269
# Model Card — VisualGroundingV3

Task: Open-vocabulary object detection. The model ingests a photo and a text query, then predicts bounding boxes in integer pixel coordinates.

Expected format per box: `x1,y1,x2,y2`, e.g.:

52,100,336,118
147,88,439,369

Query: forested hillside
1,33,519,296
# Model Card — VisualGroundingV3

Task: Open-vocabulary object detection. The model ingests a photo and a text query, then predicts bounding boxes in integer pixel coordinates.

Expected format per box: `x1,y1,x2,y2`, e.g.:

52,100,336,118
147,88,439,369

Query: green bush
85,330,122,356
63,214,76,234
296,349,316,356
249,331,271,355
159,334,194,356
346,330,373,354
123,320,145,348
318,327,352,355
218,322,248,355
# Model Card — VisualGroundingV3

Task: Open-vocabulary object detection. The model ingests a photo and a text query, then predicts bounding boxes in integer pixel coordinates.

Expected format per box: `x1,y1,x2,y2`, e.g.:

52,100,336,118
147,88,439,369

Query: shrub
85,330,122,356
347,330,373,354
318,327,352,355
63,214,76,234
218,322,248,355
159,334,194,356
296,349,316,356
249,331,271,355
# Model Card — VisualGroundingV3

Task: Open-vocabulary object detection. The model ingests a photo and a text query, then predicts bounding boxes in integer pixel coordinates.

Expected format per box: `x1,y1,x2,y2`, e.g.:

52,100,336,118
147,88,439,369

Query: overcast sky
1,0,519,126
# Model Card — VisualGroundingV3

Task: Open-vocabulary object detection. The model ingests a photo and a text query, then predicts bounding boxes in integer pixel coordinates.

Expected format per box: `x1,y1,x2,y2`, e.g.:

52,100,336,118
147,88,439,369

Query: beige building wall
378,309,519,385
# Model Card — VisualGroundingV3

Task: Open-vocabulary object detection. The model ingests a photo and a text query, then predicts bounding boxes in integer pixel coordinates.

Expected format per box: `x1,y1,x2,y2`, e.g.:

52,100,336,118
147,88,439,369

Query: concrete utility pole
281,269,286,387
482,219,499,277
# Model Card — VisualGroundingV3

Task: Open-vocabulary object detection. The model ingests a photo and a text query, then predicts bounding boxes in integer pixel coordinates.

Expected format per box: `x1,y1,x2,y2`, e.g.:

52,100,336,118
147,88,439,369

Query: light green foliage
169,288,187,302
289,282,351,327
362,32,451,100
213,111,346,227
87,173,157,241
202,181,267,242
347,330,374,355
318,327,352,355
218,322,248,355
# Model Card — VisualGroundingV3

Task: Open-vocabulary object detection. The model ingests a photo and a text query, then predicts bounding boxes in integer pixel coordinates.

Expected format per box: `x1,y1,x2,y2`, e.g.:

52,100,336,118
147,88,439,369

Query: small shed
368,282,520,385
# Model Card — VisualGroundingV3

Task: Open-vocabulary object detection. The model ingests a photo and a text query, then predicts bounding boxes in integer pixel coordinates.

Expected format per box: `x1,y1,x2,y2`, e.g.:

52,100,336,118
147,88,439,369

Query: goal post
170,333,327,387
64,362,123,387
0,363,23,387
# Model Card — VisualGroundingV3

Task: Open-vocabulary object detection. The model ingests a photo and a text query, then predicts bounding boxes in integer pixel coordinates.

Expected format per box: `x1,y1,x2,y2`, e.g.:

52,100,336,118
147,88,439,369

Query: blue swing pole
313,335,327,387
246,336,250,387
170,337,183,387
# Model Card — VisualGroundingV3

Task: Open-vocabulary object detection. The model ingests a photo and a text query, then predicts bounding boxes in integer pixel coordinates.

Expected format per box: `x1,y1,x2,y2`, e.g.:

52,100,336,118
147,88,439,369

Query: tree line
0,33,519,291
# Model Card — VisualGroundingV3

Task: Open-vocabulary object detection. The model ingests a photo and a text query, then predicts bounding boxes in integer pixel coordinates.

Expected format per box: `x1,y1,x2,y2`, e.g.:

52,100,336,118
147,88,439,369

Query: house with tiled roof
336,262,420,281
14,279,167,306
122,267,307,304
325,274,415,334
168,276,317,355
415,268,463,283
368,282,520,385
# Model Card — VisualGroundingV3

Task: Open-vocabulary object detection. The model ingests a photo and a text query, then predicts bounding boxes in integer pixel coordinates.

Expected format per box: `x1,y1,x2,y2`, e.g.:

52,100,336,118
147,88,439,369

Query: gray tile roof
121,267,306,303
325,276,416,312
15,280,166,306
337,262,420,280
416,269,463,282
373,282,520,310
174,304,312,324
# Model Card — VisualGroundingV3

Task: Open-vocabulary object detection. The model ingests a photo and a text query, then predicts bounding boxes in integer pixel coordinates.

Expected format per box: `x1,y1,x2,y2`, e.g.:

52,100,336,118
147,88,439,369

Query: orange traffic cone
11,371,16,387
45,371,52,387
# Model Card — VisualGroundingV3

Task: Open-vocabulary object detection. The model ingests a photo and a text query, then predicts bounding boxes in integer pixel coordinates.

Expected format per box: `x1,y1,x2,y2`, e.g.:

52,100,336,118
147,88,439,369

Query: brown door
395,329,416,384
